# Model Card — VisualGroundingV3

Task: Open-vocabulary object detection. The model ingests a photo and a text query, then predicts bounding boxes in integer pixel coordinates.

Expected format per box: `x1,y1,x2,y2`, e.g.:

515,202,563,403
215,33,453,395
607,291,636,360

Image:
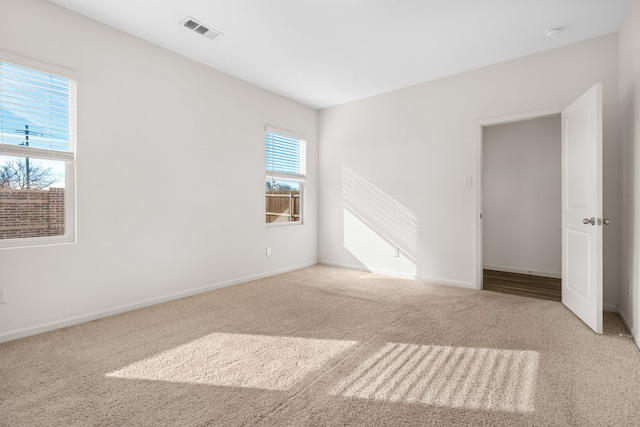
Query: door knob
582,217,596,225
603,218,611,225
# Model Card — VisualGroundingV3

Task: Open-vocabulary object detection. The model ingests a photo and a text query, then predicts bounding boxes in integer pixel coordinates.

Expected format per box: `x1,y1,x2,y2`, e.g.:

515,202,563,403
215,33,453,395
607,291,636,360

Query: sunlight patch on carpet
330,343,539,412
106,333,357,390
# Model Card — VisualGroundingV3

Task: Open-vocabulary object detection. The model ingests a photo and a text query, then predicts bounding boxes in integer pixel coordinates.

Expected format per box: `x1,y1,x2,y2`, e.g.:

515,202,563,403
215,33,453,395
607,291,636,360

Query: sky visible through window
0,61,70,189
265,132,302,176
0,61,70,150
0,155,64,189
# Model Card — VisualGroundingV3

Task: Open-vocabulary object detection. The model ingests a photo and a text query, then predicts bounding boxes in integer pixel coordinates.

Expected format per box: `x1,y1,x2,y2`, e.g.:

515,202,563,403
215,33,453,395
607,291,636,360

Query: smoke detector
544,26,563,37
181,17,223,40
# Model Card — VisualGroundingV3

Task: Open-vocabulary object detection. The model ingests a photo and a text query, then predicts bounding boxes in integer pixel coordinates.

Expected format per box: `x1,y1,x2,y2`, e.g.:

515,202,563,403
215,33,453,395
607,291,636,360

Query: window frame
265,126,306,227
0,52,77,249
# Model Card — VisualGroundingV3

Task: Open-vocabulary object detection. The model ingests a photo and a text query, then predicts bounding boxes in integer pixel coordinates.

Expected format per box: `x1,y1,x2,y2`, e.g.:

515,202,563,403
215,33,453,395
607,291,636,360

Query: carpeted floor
1,264,639,426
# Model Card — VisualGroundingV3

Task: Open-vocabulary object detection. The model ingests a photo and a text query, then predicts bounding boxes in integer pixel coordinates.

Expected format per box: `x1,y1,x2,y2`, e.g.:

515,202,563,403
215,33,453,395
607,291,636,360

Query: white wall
319,34,621,310
0,0,318,342
483,117,561,278
619,0,640,346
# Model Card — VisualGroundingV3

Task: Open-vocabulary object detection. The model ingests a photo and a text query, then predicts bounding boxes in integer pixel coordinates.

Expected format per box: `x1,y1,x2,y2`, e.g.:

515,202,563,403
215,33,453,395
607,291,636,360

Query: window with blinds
0,57,77,247
265,128,306,224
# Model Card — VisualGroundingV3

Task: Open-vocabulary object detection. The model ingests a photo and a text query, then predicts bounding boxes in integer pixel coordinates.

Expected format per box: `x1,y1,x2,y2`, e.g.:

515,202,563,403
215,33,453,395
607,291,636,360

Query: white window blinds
0,61,76,161
265,128,306,182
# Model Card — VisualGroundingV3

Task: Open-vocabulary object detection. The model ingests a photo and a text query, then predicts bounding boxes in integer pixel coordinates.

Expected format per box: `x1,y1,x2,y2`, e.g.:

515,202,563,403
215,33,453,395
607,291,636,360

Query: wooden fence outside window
266,192,300,223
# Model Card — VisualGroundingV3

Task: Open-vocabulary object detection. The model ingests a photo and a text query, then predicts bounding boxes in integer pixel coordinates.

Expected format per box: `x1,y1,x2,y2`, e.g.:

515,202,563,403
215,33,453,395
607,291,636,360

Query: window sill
0,235,76,250
266,221,303,228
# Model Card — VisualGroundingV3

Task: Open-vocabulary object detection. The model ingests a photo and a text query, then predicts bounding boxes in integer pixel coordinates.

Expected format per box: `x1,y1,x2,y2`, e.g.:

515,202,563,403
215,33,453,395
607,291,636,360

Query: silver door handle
583,217,596,225
603,218,611,225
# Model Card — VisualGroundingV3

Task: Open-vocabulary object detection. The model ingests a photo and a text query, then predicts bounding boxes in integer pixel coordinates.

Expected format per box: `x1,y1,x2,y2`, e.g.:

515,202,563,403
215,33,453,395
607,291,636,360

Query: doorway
477,110,562,301
475,85,604,333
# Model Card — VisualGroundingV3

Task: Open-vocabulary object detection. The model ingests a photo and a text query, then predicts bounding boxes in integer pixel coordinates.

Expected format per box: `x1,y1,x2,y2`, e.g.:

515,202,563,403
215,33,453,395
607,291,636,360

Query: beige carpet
1,265,639,426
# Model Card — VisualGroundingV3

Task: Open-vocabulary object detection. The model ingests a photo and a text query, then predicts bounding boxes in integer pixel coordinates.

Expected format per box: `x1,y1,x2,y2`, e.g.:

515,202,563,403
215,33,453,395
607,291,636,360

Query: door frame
474,106,565,290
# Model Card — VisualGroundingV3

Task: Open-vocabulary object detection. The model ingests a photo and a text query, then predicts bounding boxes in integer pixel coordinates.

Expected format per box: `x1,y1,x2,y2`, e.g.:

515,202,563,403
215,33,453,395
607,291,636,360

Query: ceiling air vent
181,17,222,40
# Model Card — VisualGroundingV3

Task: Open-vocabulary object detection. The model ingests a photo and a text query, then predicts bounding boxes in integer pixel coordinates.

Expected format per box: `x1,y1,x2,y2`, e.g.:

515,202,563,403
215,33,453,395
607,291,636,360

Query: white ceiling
49,0,630,109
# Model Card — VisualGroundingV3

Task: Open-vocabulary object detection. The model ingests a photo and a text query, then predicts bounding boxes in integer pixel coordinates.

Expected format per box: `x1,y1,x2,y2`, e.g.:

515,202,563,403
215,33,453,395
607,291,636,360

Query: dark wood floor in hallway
483,269,561,302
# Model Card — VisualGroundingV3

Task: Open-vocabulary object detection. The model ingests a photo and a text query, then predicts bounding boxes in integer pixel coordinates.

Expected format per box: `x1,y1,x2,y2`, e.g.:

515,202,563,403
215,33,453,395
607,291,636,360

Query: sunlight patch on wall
330,343,539,413
342,166,417,256
107,333,357,391
344,209,417,275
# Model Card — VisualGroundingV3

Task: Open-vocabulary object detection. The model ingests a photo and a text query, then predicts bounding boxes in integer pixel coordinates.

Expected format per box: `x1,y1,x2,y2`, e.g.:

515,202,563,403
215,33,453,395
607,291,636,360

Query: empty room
1,0,640,425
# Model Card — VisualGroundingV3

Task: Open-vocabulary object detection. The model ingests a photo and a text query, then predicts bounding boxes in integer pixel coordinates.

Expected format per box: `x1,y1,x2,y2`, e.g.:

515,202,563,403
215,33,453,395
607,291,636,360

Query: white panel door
561,83,603,334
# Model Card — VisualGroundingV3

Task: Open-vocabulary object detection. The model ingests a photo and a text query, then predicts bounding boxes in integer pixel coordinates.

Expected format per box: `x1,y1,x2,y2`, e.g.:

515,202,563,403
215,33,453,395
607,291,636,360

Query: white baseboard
617,306,637,340
319,260,476,290
483,264,561,279
618,307,632,333
617,307,639,350
0,261,317,344
604,304,618,313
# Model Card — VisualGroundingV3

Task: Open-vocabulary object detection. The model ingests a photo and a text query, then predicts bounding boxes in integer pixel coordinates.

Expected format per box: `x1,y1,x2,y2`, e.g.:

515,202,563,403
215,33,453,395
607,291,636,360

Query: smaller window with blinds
265,127,306,224
0,55,77,248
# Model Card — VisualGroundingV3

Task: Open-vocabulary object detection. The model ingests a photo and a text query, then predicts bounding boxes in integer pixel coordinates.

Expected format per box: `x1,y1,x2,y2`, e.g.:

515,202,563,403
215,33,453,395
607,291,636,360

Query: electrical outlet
393,248,400,257
0,287,6,304
266,247,271,256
